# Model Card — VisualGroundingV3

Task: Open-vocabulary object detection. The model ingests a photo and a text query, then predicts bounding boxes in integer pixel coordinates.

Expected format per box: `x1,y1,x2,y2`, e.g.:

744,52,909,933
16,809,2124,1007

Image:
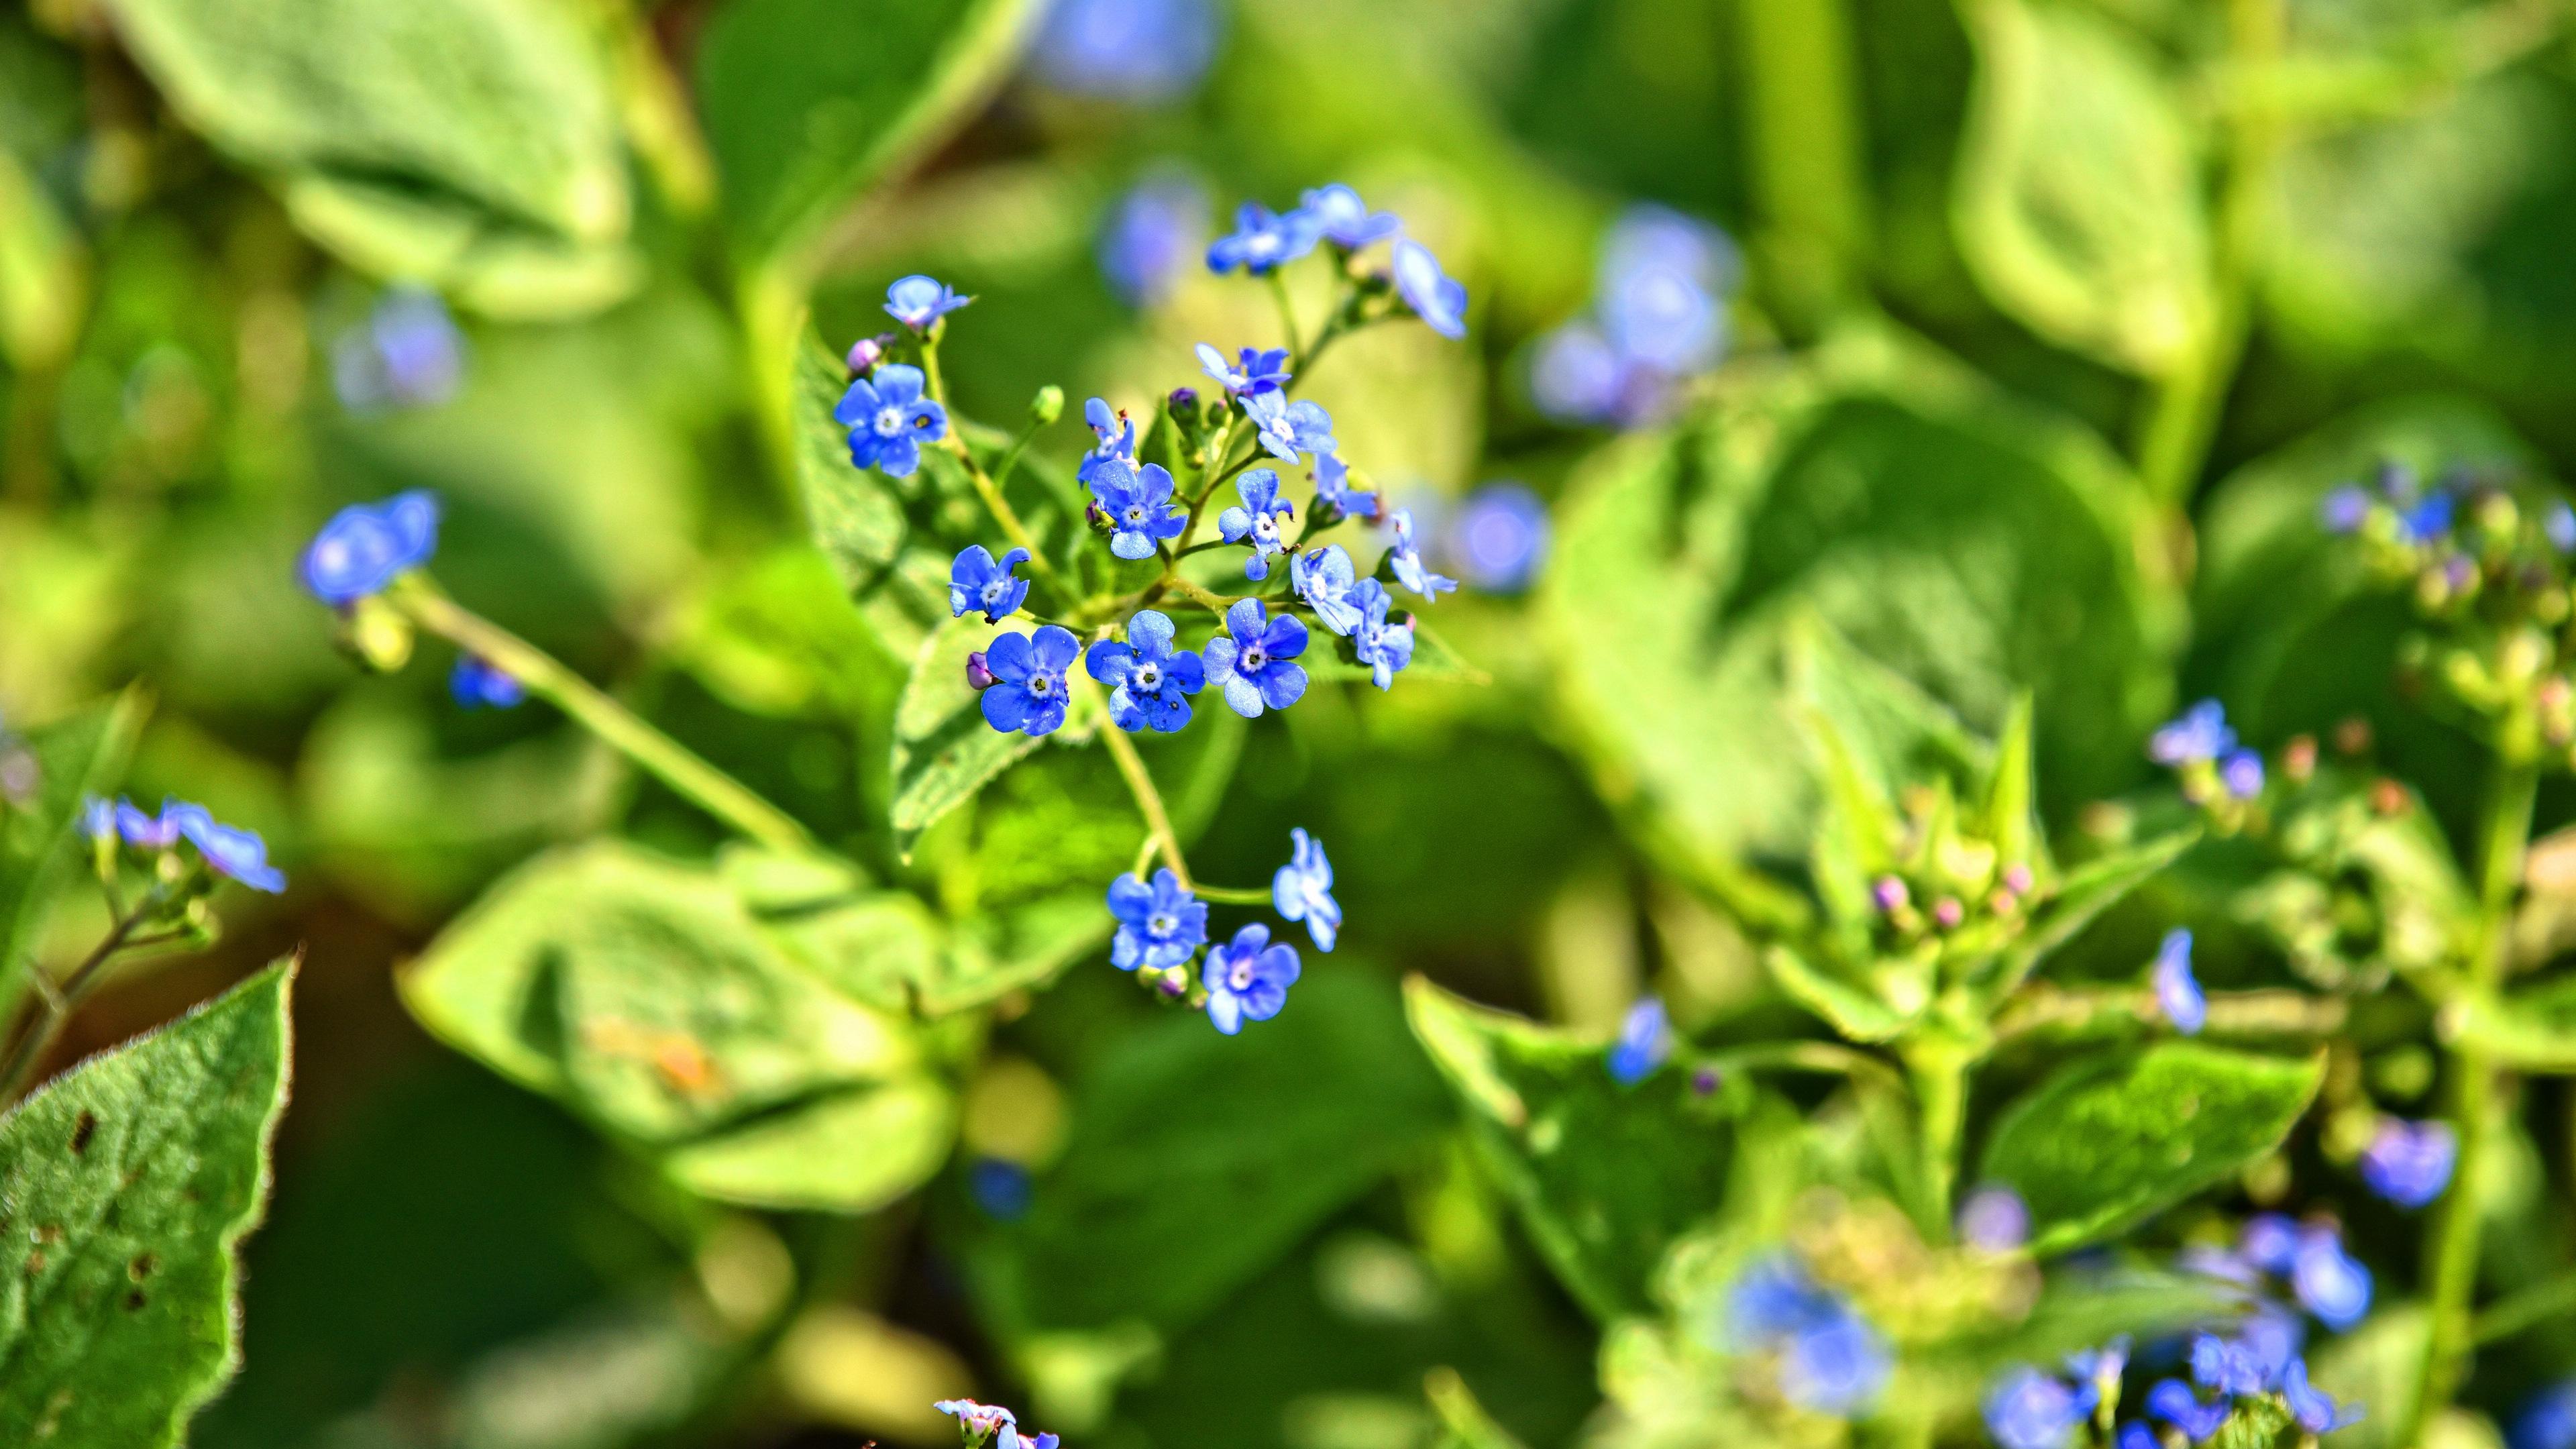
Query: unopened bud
2001,863,2033,896
2284,735,2318,782
1167,386,1199,415
845,335,888,374
1870,875,1909,914
1031,384,1064,426
2370,778,2409,816
1932,896,1965,930
965,650,994,690
2334,716,2373,755
1690,1066,1721,1097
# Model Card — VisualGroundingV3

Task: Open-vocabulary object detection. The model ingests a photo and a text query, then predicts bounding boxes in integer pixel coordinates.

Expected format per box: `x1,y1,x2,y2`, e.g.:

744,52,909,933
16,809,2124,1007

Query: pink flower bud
965,650,995,690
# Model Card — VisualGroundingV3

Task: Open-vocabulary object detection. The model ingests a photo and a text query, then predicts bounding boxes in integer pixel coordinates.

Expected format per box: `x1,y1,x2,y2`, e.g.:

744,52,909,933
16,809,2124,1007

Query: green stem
391,580,818,855
1087,682,1192,889
1904,1040,1973,1238
1735,0,1873,328
2473,1267,2576,1346
1268,272,1305,359
0,882,171,1101
1194,884,1273,906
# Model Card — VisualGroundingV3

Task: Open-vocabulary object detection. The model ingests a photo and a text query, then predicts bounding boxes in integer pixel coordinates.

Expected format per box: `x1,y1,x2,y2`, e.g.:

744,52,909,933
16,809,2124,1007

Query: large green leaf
698,0,1044,262
1404,977,1737,1320
1952,0,2212,375
0,963,294,1446
0,694,146,1020
792,327,958,661
1977,1042,2324,1254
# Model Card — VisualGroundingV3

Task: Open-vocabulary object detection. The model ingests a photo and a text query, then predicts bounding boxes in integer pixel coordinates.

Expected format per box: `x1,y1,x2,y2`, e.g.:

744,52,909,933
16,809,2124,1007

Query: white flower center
1150,912,1176,936
1229,957,1255,990
1240,644,1268,672
1134,663,1161,690
873,405,904,438
1028,673,1053,696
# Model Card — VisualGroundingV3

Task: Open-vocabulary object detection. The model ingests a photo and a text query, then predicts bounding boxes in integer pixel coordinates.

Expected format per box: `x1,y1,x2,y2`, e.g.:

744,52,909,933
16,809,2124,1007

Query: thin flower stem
1904,1039,1974,1237
1087,686,1192,890
1195,883,1273,906
918,333,1068,593
1167,578,1242,615
390,579,818,855
1268,272,1305,358
0,881,174,1101
2473,1267,2576,1346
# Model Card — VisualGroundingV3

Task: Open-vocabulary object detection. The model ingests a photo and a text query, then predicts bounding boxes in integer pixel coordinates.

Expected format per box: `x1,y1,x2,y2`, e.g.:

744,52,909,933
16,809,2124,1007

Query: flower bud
2283,735,2317,782
1167,386,1198,415
1870,875,1909,914
1690,1066,1722,1097
845,335,889,374
1932,896,1964,930
346,593,417,673
1030,384,1064,426
2000,862,2033,896
2334,716,2373,755
965,650,995,690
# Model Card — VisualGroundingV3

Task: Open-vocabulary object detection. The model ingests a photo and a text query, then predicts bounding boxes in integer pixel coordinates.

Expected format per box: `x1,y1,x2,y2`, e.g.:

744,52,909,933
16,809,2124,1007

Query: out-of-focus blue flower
1028,0,1218,102
936,1399,1017,1439
2320,484,2371,534
1529,323,1635,427
1208,201,1320,276
1725,1254,1890,1417
2283,1358,2364,1433
2232,1307,2306,1386
2153,928,2205,1034
1099,175,1207,306
2398,489,2455,543
2359,1117,2457,1209
1106,866,1208,971
1089,458,1187,559
835,364,948,478
1385,508,1457,602
1597,205,1735,374
2190,1333,2269,1398
1203,598,1309,718
1607,996,1671,1085
1350,578,1413,690
1391,238,1468,340
2240,1214,2300,1275
1983,1365,2096,1449
1293,544,1364,637
79,795,115,845
1201,922,1300,1034
1197,342,1291,396
301,490,440,605
333,286,464,412
164,801,286,894
885,275,973,330
2068,1338,2130,1401
2116,1424,2158,1449
1218,468,1295,580
2512,1381,2576,1449
950,545,1033,623
1957,1185,2030,1251
1244,390,1336,463
980,626,1081,737
1079,396,1139,488
2220,749,2265,800
1272,826,1339,951
1312,450,1379,521
449,655,525,710
2292,1224,2372,1330
1297,183,1401,249
1085,608,1203,733
1727,1255,1831,1344
1450,484,1549,593
969,1158,1033,1219
2548,501,2576,553
2149,700,2236,767
115,797,182,849
2147,1381,2231,1442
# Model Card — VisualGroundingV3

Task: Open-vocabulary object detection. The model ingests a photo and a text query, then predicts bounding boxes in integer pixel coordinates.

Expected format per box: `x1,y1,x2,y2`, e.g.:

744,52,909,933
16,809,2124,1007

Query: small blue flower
2147,1380,2230,1442
980,625,1081,737
1201,922,1301,1034
1196,342,1290,396
1727,1255,1832,1344
885,274,973,330
2282,1358,2363,1434
1386,508,1457,601
1350,578,1413,690
1291,544,1364,637
1450,484,1548,593
1085,609,1205,733
1782,1311,1890,1418
2239,1214,2299,1274
1957,1185,2030,1251
1218,469,1295,579
113,797,182,849
2153,928,2204,1034
969,1157,1033,1220
333,286,464,412
1297,183,1400,248
301,490,440,605
1106,865,1208,971
1982,1365,2095,1449
78,795,115,844
2219,748,2265,800
1099,175,1207,306
2513,1381,2576,1449
1028,0,1218,102
2398,489,2456,543
1607,996,1670,1084
2359,1117,2457,1209
1391,238,1468,340
1311,450,1379,521
164,801,286,894
1208,201,1320,276
2320,484,2371,534
1078,396,1138,488
2190,1333,2268,1398
2549,501,2576,553
1089,458,1187,559
2149,700,2236,767
935,1399,1016,1439
2292,1224,2372,1330
1531,323,1639,427
835,365,948,478
2116,1424,2157,1449
450,655,525,710
950,545,1033,623
2066,1337,2130,1400
2235,1307,2306,1383
1272,826,1339,951
1597,205,1733,374
1243,390,1336,463
1202,597,1308,718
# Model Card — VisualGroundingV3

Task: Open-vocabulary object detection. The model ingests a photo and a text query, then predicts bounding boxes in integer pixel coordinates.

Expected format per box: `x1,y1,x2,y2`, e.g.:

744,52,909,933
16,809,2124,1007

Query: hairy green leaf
892,614,1054,859
0,693,145,1022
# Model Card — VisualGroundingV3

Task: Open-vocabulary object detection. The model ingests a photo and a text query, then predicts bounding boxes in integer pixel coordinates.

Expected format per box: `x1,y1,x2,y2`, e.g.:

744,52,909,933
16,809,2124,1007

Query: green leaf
0,962,294,1446
1991,828,2199,994
1403,977,1738,1320
697,0,1044,262
0,693,146,1020
0,144,82,370
1953,0,2213,375
892,614,1054,859
796,329,910,597
2456,977,2576,1074
1760,943,1917,1044
1977,1042,2324,1253
661,1075,957,1213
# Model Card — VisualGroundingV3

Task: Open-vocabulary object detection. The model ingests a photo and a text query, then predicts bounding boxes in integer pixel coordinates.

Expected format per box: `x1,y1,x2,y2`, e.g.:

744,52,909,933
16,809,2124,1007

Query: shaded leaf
1992,828,2199,994
892,614,1053,859
662,1076,957,1213
1760,943,1916,1044
2456,977,2576,1074
0,692,146,1021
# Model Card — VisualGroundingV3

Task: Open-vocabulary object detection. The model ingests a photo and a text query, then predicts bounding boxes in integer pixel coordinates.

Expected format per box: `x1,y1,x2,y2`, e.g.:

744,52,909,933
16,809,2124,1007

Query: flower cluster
1102,828,1340,1034
2148,699,2266,810
1723,1252,1892,1417
1860,782,2051,957
1205,182,1469,337
2143,1315,2362,1441
1982,1338,2125,1449
935,1397,1059,1449
301,490,439,606
1531,205,1739,427
82,794,285,894
2357,1116,2456,1210
2185,1214,2375,1331
332,286,463,413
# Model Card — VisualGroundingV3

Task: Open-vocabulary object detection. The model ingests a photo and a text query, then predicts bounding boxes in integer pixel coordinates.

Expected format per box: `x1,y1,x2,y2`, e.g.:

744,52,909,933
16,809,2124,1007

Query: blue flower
1292,544,1365,637
1201,922,1301,1034
1597,205,1735,374
835,365,948,478
2147,1381,2230,1442
1607,996,1670,1084
1727,1255,1833,1344
2291,1223,2372,1330
1243,390,1336,463
2219,748,2265,800
164,801,286,894
2116,1424,2157,1449
1391,237,1468,340
2153,928,2204,1034
2239,1214,2299,1275
1781,1311,1890,1418
1957,1185,2030,1251
1531,323,1639,427
1982,1365,2095,1449
934,1397,1061,1449
301,490,440,605
2234,1307,2306,1383
2149,700,2235,767
1028,0,1218,102
450,655,525,709
1202,597,1308,718
2359,1117,2457,1209
2398,489,2455,543
1350,578,1413,690
1208,201,1320,275
1386,508,1457,601
885,274,973,330
78,795,115,845
2549,501,2576,553
980,625,1081,737
2190,1333,2269,1397
332,286,464,412
2282,1358,2363,1434
1297,183,1401,248
1272,826,1340,951
1089,458,1187,559
1078,396,1138,488
1106,866,1208,971
2066,1337,2130,1399
2320,484,2371,534
1085,609,1205,733
950,545,1033,623
1196,342,1290,396
114,797,182,849
1099,176,1206,306
1451,484,1549,593
2513,1381,2576,1449
969,1157,1033,1220
1311,450,1379,521
1218,470,1295,580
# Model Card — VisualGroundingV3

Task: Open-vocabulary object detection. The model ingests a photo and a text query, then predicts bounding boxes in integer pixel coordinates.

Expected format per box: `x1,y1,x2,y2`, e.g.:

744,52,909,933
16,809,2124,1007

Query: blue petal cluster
1607,996,1670,1084
332,286,464,413
1203,598,1309,718
1725,1254,1890,1417
1217,469,1295,580
1385,508,1456,601
1086,610,1205,733
1292,545,1364,637
1532,206,1737,427
301,490,440,605
1099,176,1208,307
1197,343,1290,396
1201,922,1301,1034
934,1397,1061,1449
981,626,1081,737
1272,828,1339,951
1028,0,1219,103
1391,238,1468,340
1089,457,1187,559
950,545,1033,623
1208,202,1322,276
1107,867,1209,971
85,794,286,894
2153,927,2204,1034
1450,483,1550,593
450,655,525,710
835,364,949,478
1350,580,1413,690
2149,699,2236,767
1244,391,1336,463
885,274,973,330
2359,1117,2457,1209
